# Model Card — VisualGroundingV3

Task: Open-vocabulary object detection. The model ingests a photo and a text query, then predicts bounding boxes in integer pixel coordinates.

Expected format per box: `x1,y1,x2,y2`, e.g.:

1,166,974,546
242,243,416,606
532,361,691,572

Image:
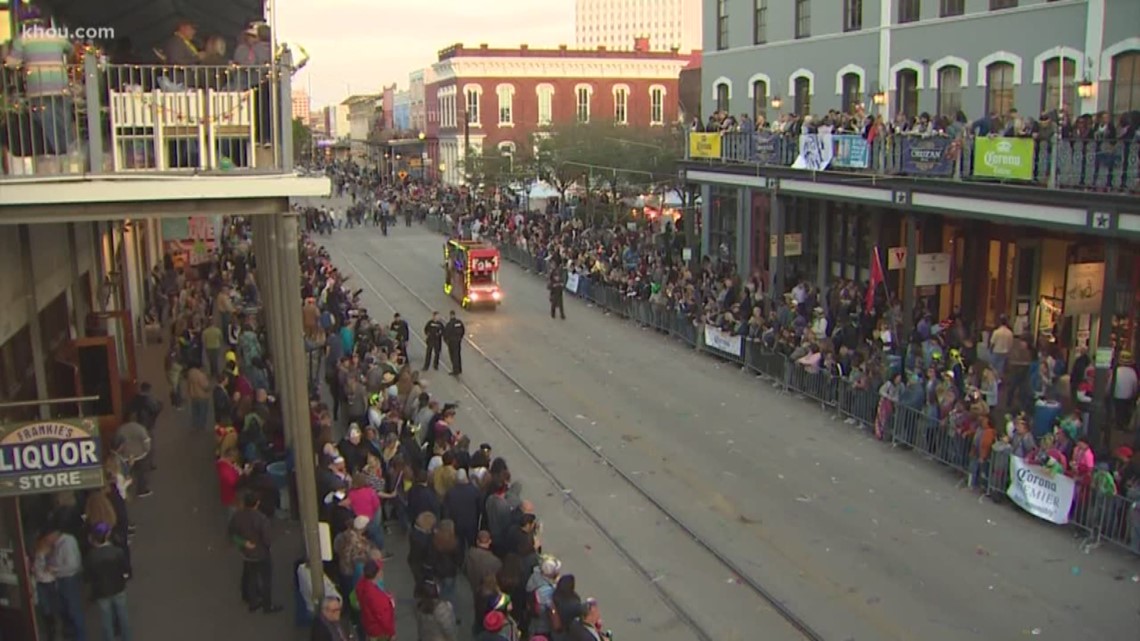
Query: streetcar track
341,246,828,641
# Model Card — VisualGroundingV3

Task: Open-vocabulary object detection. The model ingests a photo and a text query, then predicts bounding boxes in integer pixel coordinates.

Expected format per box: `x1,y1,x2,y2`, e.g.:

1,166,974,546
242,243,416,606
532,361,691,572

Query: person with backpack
525,557,562,638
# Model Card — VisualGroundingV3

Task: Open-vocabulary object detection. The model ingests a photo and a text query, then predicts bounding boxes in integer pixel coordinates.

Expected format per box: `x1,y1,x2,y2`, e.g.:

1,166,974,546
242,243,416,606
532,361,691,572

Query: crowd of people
292,215,616,640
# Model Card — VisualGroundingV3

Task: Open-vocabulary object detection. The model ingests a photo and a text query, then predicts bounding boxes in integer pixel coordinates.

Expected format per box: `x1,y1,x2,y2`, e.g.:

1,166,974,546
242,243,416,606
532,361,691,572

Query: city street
308,201,1140,641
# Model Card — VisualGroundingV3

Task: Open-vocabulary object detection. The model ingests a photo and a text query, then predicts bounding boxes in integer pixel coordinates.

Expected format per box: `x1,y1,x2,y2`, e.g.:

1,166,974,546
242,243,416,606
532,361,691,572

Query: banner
832,134,869,168
1063,262,1105,316
791,128,833,170
689,133,722,159
703,325,743,358
565,272,580,294
900,137,958,176
1006,455,1076,525
973,137,1034,180
752,132,783,164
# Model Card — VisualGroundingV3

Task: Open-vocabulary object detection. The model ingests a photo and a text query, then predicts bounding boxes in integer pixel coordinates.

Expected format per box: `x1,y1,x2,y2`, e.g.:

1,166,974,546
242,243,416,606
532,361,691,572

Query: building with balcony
0,5,328,635
576,0,703,53
341,93,383,162
703,0,1138,121
393,90,412,131
685,4,1140,448
426,43,689,185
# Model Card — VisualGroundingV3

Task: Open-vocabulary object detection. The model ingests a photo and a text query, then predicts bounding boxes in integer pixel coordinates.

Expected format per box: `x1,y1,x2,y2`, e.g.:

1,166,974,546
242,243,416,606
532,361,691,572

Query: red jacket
216,458,241,507
355,577,395,637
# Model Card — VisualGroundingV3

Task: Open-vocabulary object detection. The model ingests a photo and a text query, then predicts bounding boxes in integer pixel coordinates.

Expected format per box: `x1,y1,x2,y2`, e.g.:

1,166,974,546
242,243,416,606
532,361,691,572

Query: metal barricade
890,404,972,473
785,364,838,408
835,379,878,428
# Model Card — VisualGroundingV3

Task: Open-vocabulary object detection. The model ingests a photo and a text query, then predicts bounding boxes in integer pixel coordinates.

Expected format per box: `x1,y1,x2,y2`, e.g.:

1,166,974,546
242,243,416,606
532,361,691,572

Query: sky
275,0,575,108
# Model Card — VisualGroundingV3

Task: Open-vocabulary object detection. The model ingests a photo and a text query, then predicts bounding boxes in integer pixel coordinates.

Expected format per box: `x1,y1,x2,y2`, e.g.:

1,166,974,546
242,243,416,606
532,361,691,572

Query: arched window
613,85,629,124
986,62,1015,115
793,76,811,115
937,66,963,116
895,69,918,117
751,79,768,121
576,84,593,123
1111,51,1140,114
1041,58,1077,112
715,82,730,112
496,84,515,125
536,84,555,125
841,72,861,113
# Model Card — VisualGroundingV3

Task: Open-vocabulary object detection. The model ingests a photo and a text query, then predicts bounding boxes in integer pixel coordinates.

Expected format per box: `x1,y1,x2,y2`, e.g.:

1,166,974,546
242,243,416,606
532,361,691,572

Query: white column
878,0,893,119
1083,0,1104,114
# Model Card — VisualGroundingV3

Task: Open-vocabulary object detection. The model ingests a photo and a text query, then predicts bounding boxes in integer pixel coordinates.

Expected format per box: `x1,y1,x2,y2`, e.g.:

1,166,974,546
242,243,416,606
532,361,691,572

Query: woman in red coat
354,560,395,641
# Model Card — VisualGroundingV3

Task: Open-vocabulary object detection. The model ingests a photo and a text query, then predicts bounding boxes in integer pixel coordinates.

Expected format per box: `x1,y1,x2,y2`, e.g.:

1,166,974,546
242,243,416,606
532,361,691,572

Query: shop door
1011,240,1042,339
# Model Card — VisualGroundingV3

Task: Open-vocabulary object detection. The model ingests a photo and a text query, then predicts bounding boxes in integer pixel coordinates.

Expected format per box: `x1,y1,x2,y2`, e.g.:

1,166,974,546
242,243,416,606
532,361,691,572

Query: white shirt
1113,365,1138,400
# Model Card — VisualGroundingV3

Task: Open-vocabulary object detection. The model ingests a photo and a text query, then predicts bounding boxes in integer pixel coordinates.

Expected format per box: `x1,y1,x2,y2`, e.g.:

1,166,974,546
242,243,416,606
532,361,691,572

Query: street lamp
418,131,426,141
1077,80,1094,99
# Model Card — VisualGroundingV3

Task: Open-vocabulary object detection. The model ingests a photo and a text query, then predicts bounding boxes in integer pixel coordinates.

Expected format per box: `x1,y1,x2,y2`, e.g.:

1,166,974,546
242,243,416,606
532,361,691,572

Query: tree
292,118,313,164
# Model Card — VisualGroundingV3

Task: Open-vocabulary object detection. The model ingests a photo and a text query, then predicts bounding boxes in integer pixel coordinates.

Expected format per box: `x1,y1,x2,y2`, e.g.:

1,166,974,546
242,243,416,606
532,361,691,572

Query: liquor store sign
0,419,103,497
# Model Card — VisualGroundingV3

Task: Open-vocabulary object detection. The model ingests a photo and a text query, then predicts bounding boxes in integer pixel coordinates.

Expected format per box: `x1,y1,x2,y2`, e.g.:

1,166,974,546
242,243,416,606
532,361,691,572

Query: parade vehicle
443,239,503,309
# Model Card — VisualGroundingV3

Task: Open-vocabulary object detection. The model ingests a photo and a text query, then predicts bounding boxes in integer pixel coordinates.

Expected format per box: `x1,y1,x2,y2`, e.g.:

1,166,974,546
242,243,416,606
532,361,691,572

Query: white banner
703,325,742,357
791,127,834,171
1006,455,1076,525
565,272,580,294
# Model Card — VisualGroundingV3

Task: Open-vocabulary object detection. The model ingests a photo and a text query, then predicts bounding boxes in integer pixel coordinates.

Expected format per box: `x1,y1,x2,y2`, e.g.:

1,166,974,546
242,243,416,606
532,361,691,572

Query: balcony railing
1,57,292,179
686,130,1140,194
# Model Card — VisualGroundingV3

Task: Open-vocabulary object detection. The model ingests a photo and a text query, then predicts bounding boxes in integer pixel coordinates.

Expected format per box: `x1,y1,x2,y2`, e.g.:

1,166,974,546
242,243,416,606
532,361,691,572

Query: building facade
701,0,1139,121
393,90,412,131
426,43,688,185
576,0,703,53
291,88,312,123
322,104,351,140
341,94,382,162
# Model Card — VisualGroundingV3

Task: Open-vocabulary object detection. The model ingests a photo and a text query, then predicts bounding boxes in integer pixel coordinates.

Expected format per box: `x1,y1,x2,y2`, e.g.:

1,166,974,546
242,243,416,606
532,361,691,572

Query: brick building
425,42,689,185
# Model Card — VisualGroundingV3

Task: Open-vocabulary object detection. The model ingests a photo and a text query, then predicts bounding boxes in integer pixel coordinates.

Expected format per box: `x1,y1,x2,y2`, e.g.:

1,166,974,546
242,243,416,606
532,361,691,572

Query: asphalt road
302,198,1140,641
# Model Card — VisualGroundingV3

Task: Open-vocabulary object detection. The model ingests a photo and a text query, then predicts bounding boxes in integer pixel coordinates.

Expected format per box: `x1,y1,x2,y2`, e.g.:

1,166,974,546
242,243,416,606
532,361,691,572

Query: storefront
0,416,105,640
707,186,737,264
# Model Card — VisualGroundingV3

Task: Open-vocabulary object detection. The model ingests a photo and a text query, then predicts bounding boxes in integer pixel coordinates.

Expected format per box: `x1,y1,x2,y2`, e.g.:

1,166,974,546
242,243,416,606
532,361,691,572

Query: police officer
444,310,465,376
548,264,567,320
423,311,445,371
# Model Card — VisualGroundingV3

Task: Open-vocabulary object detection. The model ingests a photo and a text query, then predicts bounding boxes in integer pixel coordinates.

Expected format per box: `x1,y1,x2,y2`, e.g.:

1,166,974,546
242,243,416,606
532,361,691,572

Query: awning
33,0,264,51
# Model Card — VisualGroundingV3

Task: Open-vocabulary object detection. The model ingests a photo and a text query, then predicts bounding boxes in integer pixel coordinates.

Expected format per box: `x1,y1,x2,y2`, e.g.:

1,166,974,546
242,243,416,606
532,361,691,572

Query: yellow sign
398,171,408,179
688,133,722,159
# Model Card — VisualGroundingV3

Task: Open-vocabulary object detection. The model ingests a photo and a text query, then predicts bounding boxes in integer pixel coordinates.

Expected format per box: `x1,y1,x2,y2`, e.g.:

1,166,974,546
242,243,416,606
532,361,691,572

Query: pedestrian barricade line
419,216,1140,557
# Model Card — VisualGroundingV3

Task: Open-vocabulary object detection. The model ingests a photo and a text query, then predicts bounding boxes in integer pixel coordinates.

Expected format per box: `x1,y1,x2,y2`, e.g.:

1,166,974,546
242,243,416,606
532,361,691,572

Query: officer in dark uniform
423,311,445,371
548,264,566,320
444,310,465,375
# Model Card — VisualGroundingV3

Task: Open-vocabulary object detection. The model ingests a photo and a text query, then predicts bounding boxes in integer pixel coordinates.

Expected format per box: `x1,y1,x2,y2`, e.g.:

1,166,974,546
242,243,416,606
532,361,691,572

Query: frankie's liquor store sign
0,419,104,497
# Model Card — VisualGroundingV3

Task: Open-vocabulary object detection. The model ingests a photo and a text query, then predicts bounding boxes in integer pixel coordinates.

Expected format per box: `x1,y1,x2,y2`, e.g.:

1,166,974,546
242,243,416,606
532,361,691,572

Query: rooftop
437,42,690,61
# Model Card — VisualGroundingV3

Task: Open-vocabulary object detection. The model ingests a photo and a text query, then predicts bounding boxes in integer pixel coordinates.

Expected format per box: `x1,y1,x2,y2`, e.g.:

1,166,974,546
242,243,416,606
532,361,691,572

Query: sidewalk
91,342,307,641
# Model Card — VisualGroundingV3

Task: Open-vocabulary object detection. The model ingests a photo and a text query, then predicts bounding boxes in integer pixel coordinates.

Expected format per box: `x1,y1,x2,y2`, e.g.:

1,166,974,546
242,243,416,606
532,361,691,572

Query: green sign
973,137,1034,180
0,418,104,497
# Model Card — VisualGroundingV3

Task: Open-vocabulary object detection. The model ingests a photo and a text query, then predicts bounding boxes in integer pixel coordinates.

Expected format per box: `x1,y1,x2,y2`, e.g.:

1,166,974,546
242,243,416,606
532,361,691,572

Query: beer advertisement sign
0,418,104,497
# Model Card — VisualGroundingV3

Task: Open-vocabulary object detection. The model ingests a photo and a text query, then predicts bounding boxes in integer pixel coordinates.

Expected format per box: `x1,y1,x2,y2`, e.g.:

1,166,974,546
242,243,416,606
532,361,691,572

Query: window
497,84,514,125
751,80,767,121
937,66,963,116
715,82,730,113
536,84,554,125
989,0,1017,9
793,76,811,115
895,69,918,117
841,73,861,113
1041,58,1077,113
753,0,767,44
650,85,665,125
940,0,964,16
986,62,1015,115
843,0,862,32
464,87,481,126
576,85,592,122
898,0,919,23
1111,52,1140,114
716,0,728,50
795,0,810,39
498,141,516,155
614,86,628,124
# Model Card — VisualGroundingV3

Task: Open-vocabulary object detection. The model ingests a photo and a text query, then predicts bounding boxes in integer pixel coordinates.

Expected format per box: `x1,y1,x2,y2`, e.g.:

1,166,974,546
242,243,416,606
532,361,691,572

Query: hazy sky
276,0,575,108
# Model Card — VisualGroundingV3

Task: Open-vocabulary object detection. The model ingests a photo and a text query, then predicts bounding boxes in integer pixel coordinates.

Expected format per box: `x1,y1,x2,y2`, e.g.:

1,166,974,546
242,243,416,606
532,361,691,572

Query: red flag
866,246,884,314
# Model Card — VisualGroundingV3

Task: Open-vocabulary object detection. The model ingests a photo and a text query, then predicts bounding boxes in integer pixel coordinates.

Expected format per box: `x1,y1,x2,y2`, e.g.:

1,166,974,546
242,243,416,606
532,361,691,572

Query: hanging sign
1063,262,1104,317
887,246,907,270
914,253,951,287
1006,455,1076,525
0,418,104,497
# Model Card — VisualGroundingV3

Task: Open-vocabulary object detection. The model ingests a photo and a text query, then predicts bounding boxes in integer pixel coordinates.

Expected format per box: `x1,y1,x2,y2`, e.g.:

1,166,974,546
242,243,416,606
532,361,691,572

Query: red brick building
425,42,688,184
